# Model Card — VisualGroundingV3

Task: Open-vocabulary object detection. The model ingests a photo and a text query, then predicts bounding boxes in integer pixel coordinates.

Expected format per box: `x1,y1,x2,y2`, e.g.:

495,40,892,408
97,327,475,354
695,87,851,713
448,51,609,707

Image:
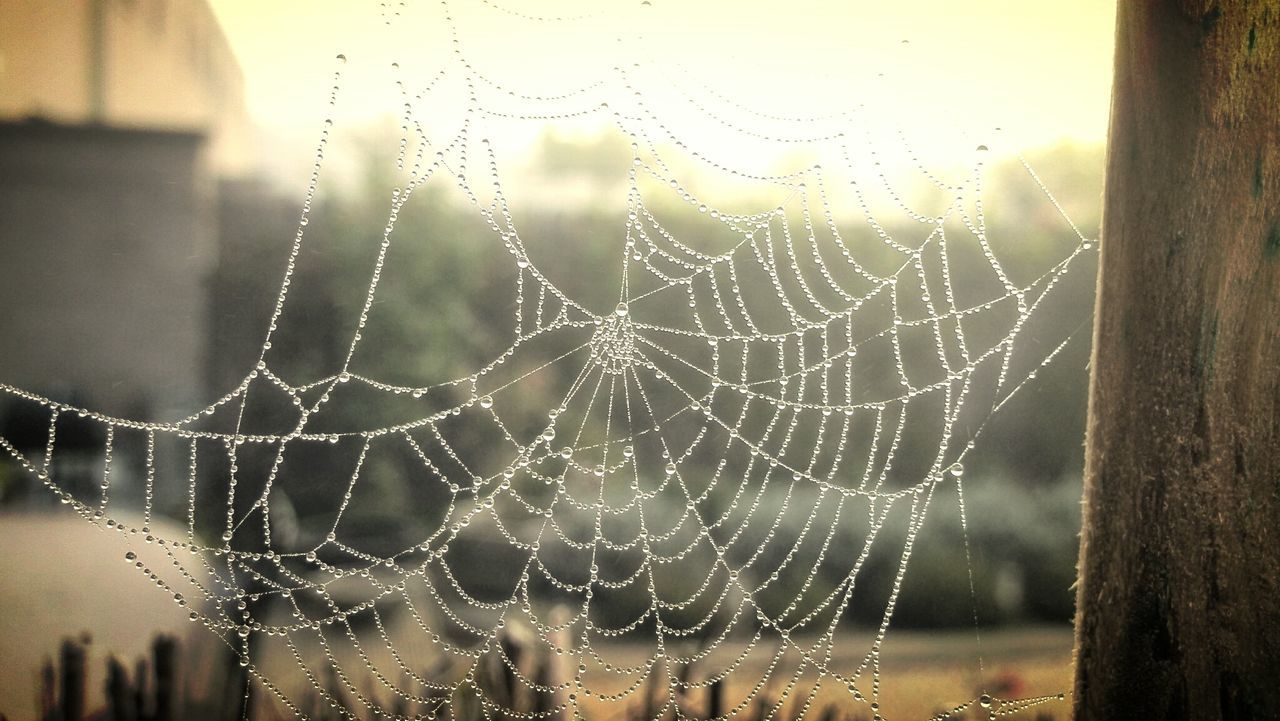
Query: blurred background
0,1,1113,719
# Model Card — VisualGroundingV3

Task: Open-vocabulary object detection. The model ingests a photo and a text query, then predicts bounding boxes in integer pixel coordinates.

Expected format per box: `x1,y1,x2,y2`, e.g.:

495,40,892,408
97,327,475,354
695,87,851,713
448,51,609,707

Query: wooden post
152,636,178,721
707,678,723,720
39,658,56,721
59,639,85,721
1073,1,1280,719
104,657,131,721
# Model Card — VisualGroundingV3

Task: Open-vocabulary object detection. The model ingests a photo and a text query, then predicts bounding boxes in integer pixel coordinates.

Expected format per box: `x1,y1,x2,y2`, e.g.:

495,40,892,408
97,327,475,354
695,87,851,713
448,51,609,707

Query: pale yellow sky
208,0,1117,181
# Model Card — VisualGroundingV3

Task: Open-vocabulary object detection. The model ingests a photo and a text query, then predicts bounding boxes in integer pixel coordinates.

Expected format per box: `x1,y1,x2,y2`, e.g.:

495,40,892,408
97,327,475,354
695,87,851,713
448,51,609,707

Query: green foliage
207,129,1101,627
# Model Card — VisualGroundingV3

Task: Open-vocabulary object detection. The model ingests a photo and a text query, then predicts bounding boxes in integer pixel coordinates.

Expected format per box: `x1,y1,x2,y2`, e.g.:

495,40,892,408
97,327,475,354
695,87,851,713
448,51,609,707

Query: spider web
0,1,1093,719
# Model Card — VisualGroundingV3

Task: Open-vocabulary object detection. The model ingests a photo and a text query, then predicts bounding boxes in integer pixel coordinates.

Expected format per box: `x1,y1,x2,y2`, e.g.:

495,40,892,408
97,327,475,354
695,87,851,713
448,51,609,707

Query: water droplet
615,302,629,317
335,53,347,64
124,551,136,561
976,144,989,152
479,395,494,409
949,463,964,477
978,694,992,709
665,463,677,476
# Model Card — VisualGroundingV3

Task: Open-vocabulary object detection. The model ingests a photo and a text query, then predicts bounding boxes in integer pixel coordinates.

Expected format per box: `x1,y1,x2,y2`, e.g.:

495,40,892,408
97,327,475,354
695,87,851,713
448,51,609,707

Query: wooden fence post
59,639,85,721
1072,1,1280,718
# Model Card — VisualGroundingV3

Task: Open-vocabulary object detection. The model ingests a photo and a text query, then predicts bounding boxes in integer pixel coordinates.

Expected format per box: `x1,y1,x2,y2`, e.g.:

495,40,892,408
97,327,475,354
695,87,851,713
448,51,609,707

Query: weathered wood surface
1073,1,1280,719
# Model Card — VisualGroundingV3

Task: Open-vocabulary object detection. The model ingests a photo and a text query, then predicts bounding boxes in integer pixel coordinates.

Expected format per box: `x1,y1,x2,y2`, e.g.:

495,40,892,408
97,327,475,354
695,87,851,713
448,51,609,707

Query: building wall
0,0,253,174
0,121,212,420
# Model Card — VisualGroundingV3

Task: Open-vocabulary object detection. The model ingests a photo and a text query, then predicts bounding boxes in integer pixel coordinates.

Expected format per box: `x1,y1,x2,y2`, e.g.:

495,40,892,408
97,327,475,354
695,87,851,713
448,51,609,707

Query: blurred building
0,0,253,174
0,0,254,423
0,121,210,419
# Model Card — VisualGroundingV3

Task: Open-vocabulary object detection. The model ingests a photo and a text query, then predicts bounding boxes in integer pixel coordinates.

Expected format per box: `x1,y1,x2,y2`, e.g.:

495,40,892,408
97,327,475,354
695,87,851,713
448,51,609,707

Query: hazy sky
208,0,1117,176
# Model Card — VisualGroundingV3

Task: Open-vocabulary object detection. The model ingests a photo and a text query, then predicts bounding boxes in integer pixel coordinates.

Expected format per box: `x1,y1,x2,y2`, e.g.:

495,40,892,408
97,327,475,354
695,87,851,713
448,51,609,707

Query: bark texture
1073,1,1280,719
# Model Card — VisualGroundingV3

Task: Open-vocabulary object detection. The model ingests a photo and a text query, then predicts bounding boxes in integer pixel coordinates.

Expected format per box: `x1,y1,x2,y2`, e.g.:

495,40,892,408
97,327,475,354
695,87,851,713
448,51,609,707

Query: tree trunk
1073,1,1280,719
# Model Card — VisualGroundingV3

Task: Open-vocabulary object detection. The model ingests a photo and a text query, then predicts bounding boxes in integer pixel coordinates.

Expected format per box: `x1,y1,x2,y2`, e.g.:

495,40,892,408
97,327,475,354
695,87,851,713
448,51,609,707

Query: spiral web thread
0,2,1093,719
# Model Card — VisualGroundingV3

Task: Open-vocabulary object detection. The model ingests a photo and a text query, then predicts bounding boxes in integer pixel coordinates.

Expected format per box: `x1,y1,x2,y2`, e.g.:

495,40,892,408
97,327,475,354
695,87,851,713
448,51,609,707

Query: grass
1,512,1075,720
13,625,1074,720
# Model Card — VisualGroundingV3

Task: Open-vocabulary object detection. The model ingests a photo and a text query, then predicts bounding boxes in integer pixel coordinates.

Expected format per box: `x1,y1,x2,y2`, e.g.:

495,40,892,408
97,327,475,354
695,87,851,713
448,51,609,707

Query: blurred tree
206,126,1104,629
